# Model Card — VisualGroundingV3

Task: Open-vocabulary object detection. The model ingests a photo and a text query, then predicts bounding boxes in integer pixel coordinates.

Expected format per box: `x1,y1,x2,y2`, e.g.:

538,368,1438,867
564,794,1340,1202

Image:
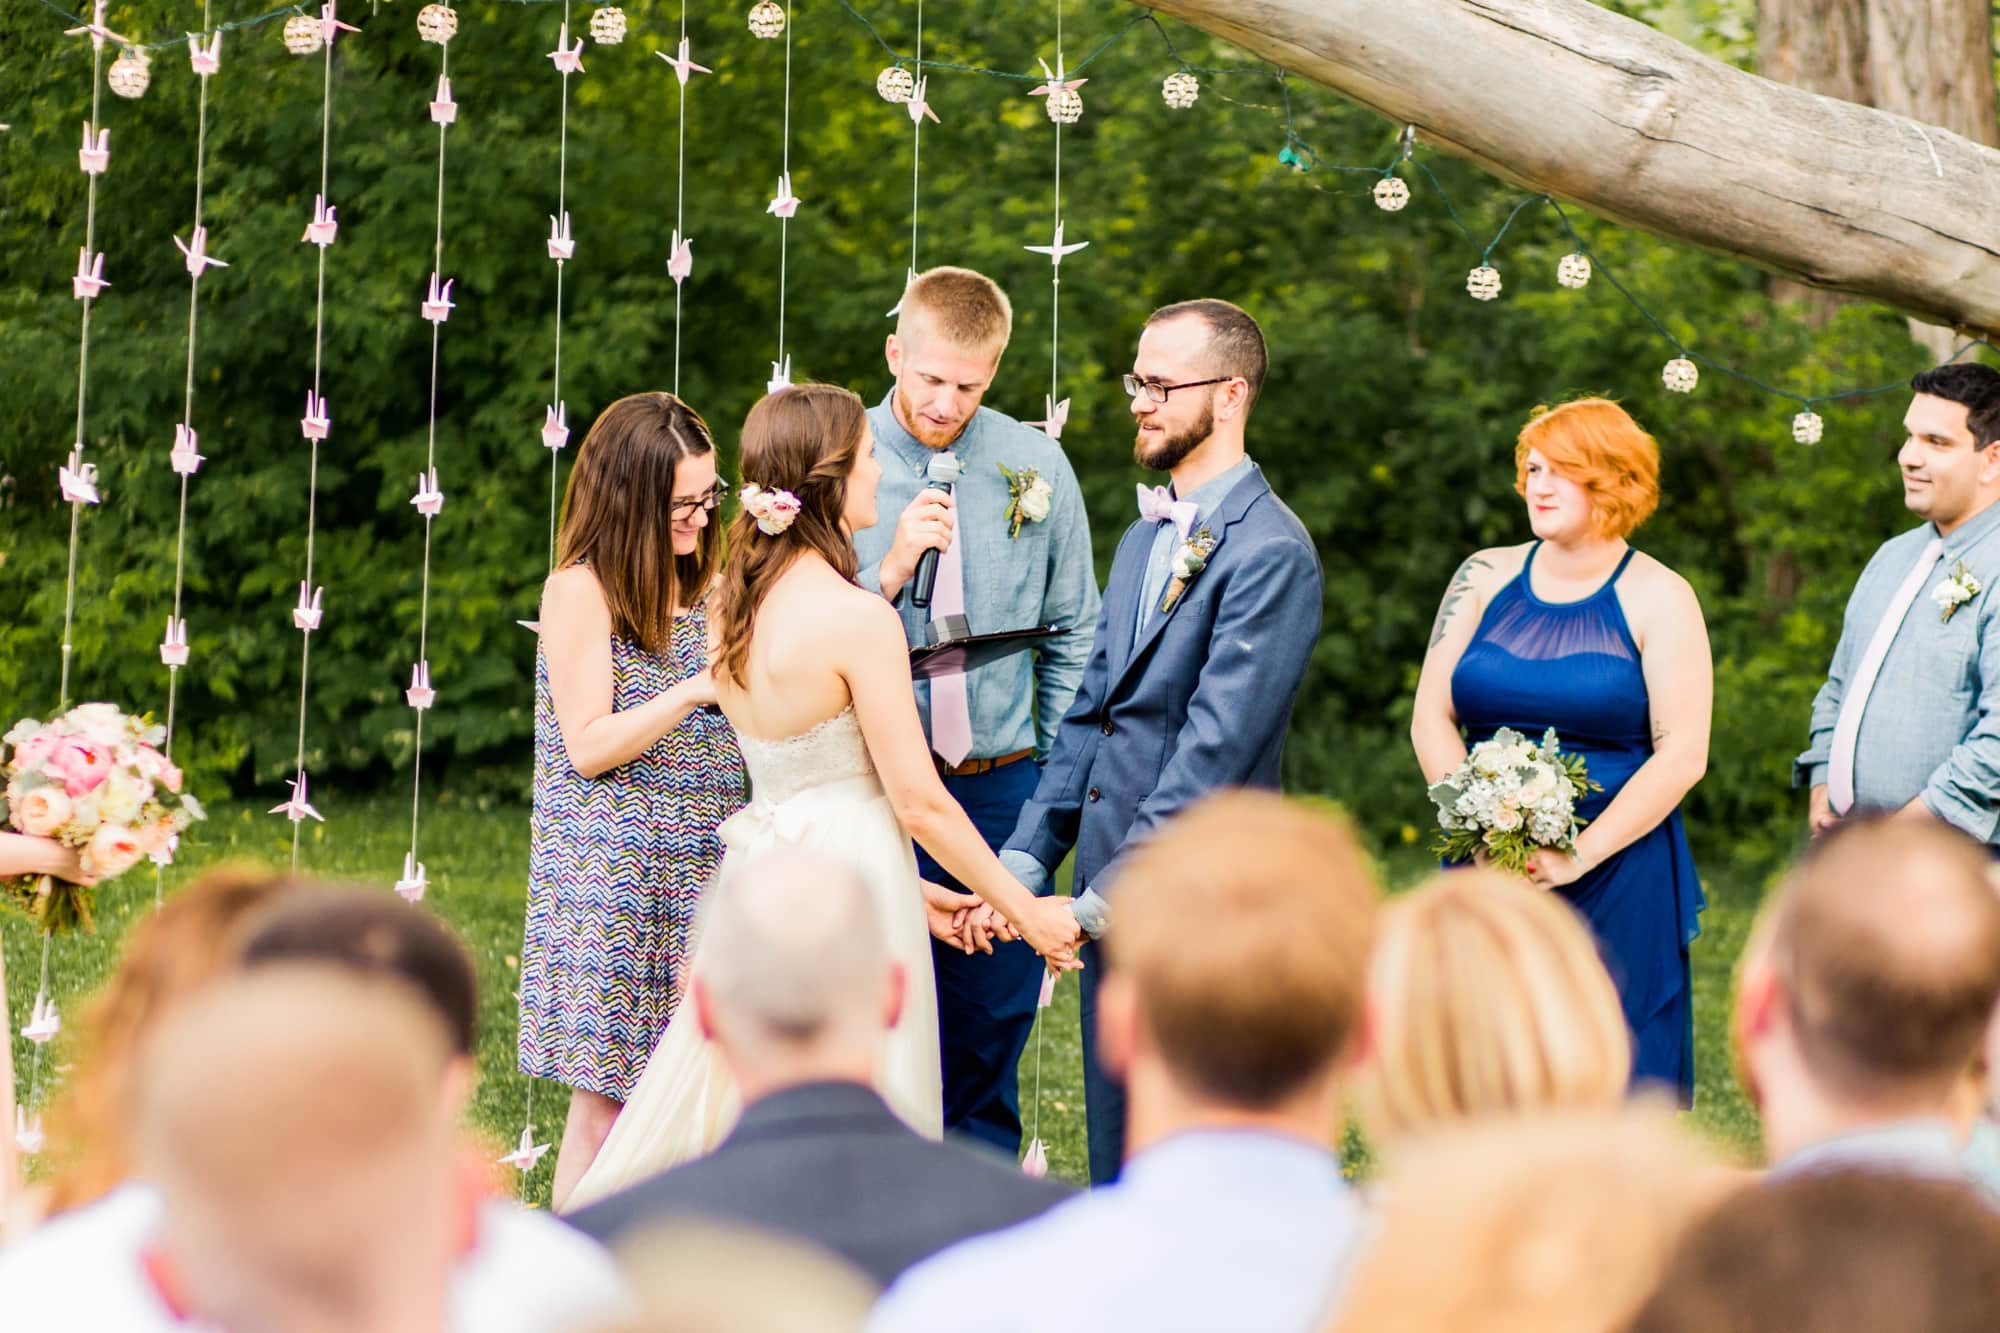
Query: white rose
1492,804,1524,832
66,703,129,748
1018,478,1053,523
1519,766,1557,805
97,768,146,827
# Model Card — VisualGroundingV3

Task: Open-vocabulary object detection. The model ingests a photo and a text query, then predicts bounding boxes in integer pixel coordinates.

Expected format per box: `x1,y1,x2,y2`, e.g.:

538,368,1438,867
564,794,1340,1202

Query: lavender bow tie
1136,484,1197,539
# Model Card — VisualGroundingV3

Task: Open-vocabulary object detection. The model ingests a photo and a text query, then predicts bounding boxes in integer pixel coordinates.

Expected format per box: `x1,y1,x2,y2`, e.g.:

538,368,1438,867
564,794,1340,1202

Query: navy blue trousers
1077,930,1125,1184
915,759,1046,1156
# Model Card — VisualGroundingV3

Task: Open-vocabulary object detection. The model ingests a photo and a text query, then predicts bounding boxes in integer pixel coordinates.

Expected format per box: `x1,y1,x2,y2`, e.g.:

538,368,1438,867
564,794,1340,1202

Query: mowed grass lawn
6,798,1765,1205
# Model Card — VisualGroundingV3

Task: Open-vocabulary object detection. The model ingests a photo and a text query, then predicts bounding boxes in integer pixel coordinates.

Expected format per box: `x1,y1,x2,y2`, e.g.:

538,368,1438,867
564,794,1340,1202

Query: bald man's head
691,849,902,1092
132,965,461,1332
1766,816,2000,1099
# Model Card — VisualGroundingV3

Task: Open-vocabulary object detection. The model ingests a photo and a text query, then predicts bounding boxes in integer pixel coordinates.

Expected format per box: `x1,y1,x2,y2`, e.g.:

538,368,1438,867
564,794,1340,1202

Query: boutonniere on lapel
1933,560,1982,623
1160,527,1217,615
999,464,1053,539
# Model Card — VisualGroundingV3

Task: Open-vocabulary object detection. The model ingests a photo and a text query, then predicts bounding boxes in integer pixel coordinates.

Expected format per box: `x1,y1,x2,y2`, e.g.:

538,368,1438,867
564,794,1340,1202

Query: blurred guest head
1515,398,1661,546
1735,815,2000,1164
691,848,903,1103
592,1220,876,1333
1358,869,1631,1142
1102,792,1377,1146
40,865,300,1214
1626,1170,2000,1333
131,965,461,1333
1330,1107,1732,1333
236,886,479,1102
886,266,1014,450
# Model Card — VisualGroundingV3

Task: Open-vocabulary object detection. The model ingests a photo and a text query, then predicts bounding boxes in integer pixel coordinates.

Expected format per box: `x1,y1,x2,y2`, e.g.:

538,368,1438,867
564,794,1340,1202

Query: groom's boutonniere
999,463,1053,539
1160,527,1217,615
1934,559,1982,623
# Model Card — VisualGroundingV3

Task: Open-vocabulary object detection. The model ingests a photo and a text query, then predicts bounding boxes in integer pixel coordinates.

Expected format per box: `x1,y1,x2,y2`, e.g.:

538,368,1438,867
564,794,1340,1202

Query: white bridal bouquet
1,703,205,932
1428,727,1599,875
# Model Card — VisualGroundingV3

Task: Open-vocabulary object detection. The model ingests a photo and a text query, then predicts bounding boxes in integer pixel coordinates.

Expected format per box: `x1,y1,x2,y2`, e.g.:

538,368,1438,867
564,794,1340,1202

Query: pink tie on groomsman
1826,536,1945,814
928,452,973,769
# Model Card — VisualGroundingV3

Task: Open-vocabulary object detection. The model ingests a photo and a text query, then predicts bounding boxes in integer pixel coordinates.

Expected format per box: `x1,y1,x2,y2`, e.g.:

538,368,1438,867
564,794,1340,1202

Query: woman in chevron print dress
518,393,746,1210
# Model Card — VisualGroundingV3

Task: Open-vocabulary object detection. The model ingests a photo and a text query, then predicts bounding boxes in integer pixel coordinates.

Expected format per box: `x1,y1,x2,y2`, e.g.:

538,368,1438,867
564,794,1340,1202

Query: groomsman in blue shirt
1799,363,2000,840
853,266,1100,1156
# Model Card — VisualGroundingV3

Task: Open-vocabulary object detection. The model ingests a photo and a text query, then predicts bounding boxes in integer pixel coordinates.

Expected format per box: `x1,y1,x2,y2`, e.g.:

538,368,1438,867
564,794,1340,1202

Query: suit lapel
1110,467,1270,697
1103,520,1155,685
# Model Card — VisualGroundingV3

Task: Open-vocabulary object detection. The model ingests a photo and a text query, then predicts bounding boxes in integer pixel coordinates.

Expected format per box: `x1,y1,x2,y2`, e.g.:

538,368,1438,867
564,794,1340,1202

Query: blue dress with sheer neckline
1450,542,1705,1101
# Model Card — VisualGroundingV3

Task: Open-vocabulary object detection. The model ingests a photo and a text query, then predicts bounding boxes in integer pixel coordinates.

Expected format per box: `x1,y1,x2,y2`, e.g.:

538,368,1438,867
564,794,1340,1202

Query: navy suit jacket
1004,463,1323,896
565,1082,1074,1288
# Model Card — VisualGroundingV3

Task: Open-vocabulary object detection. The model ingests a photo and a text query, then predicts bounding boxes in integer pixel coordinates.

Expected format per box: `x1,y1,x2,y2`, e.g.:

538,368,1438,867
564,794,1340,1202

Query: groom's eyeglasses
669,484,728,521
1121,374,1237,403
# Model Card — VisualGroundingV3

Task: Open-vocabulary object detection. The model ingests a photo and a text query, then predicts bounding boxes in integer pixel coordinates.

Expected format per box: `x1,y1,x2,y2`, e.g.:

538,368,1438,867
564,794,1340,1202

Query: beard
1134,398,1214,472
895,382,969,451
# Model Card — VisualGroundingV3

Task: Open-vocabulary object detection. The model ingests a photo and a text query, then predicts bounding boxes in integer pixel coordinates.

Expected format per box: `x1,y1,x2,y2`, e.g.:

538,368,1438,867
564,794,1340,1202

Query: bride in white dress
564,384,1084,1211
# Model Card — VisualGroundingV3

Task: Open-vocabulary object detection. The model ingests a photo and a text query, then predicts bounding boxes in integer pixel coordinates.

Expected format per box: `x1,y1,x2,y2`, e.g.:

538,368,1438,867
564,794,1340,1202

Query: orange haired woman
1410,398,1710,1101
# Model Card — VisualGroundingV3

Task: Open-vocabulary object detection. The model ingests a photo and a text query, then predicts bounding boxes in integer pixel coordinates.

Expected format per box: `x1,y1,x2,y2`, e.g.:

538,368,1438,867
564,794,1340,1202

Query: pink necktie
929,527,973,767
1827,536,1944,814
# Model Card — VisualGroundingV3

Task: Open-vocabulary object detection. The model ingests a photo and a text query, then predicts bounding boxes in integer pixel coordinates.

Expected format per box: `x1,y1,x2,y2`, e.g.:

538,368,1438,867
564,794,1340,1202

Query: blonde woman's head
1359,870,1630,1140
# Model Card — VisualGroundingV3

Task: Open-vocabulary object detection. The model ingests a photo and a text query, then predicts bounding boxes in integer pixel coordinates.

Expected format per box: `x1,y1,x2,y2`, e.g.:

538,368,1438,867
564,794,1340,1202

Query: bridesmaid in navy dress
1411,398,1710,1100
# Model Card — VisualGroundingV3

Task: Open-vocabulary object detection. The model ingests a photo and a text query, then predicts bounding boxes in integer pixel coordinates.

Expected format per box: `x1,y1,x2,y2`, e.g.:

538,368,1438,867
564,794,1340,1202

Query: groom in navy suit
1000,299,1325,1183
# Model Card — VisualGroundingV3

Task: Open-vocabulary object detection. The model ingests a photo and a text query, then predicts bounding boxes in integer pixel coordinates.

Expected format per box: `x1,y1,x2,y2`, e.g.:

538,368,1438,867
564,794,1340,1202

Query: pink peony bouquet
1,703,205,932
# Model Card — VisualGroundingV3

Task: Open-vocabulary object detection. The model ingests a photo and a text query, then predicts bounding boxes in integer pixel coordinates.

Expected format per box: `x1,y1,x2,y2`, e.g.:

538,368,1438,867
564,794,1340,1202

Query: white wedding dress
563,706,944,1211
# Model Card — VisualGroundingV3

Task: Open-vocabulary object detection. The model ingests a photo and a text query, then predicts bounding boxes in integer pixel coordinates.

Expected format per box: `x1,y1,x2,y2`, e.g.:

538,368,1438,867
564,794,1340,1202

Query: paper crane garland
394,852,429,904
658,36,711,85
410,469,444,517
291,582,325,632
21,994,60,1044
188,30,222,75
541,403,570,452
301,391,331,441
420,273,455,324
429,75,457,125
406,661,436,709
174,226,228,279
497,1125,551,1173
270,770,324,823
667,231,694,285
547,212,575,261
160,616,190,667
72,248,109,300
78,123,109,175
1025,219,1088,268
302,195,338,247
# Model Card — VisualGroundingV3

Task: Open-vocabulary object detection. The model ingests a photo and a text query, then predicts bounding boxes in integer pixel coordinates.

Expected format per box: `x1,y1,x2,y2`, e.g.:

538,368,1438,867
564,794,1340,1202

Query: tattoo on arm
1653,720,1669,747
1430,556,1491,648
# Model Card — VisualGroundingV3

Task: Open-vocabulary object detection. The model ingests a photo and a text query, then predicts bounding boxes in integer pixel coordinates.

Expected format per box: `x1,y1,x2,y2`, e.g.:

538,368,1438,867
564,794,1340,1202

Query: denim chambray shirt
854,392,1100,760
1797,498,2000,839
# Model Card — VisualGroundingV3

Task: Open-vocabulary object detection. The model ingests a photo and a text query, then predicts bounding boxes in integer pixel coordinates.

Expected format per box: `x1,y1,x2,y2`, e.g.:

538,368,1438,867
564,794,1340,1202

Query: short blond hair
1359,870,1630,1140
1110,792,1378,1108
1331,1107,1734,1333
894,266,1012,354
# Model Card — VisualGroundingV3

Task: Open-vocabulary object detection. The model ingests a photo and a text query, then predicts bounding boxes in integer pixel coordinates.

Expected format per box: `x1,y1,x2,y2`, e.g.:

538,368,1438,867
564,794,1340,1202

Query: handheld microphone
909,451,964,610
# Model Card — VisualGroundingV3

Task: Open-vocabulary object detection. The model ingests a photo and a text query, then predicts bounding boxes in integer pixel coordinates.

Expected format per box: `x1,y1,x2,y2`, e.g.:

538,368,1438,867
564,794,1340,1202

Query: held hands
1017,896,1085,974
920,880,985,954
881,488,955,593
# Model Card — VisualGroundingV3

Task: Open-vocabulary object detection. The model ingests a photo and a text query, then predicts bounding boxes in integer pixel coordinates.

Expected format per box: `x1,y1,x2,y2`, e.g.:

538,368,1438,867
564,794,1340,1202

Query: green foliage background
0,0,1959,880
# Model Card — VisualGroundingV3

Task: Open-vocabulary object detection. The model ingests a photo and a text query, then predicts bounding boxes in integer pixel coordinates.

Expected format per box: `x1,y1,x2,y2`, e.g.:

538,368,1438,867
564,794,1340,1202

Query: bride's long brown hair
713,384,868,687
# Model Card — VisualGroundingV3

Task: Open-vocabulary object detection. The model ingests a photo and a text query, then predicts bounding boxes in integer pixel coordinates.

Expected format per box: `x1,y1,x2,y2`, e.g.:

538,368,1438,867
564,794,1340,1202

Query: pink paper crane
22,994,60,1045
14,1107,45,1157
394,852,429,905
63,0,128,50
301,391,331,441
767,355,793,395
420,273,455,324
174,225,229,280
59,451,100,505
270,770,325,823
1027,53,1086,102
547,212,575,262
905,75,940,125
318,1,360,46
170,421,204,476
1024,395,1071,440
667,230,694,285
291,582,325,632
406,661,435,710
302,194,339,247
497,1125,552,1173
411,468,444,517
72,247,109,300
657,36,711,85
148,832,179,867
1038,968,1057,1010
78,122,109,175
1021,1137,1049,1177
766,173,800,220
429,75,457,125
541,403,569,452
547,27,585,75
187,29,222,76
1025,218,1089,269
160,615,190,667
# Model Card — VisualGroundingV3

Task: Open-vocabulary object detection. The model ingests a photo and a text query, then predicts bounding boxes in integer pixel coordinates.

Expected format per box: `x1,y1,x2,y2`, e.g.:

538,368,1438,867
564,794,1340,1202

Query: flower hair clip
739,483,802,536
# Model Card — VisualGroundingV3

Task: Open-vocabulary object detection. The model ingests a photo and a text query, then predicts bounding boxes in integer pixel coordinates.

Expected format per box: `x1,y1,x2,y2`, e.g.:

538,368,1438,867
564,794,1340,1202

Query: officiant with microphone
854,266,1099,1156
1799,363,2000,842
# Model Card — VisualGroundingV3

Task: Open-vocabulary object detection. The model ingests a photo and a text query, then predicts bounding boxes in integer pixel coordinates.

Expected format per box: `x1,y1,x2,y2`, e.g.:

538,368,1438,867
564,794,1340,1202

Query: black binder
909,624,1071,680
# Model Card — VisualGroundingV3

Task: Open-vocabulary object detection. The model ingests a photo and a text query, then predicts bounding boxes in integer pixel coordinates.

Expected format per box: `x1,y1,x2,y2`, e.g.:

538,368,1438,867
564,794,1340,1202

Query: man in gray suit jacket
567,849,1073,1286
1001,299,1325,1184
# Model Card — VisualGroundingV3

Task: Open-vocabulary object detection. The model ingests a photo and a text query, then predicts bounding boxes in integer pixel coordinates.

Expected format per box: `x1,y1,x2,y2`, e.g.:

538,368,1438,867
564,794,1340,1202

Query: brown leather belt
934,748,1035,778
